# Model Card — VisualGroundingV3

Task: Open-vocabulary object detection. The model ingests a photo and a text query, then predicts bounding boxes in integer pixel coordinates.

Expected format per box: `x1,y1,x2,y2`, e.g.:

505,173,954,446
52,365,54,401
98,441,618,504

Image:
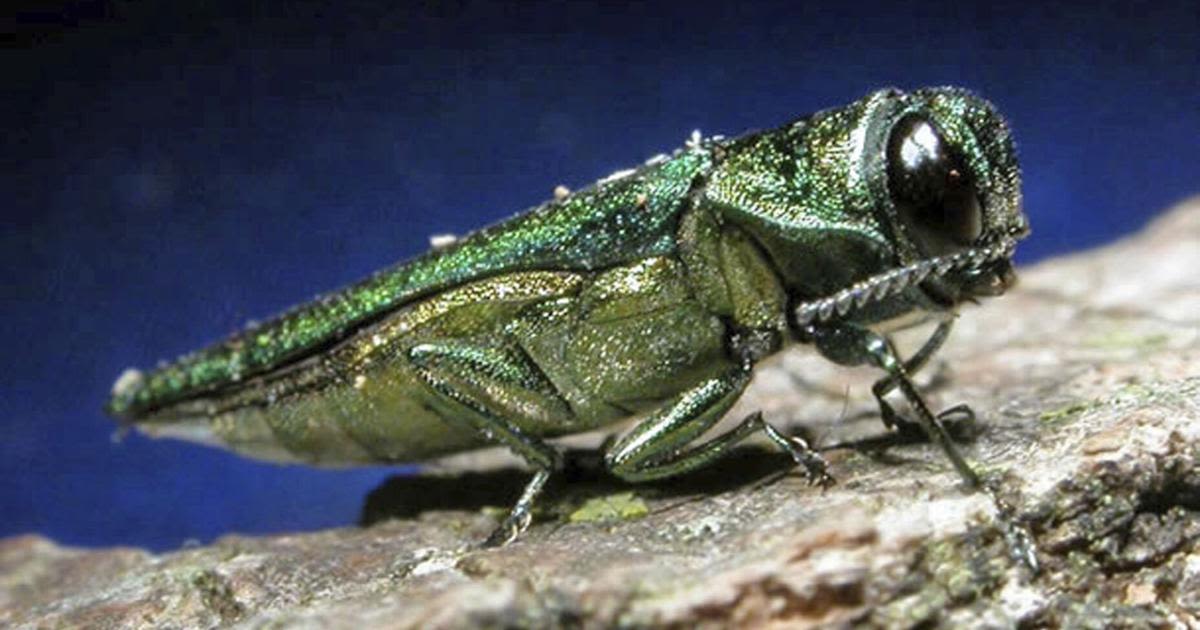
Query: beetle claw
483,511,531,548
785,436,836,489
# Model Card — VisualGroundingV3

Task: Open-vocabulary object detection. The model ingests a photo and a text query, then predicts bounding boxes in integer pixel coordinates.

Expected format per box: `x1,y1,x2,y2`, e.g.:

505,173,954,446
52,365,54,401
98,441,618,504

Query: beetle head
875,87,1029,306
729,87,1032,327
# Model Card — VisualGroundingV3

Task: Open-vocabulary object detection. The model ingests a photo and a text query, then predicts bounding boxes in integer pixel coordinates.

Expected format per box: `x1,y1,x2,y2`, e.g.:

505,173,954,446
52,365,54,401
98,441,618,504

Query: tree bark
4,199,1198,629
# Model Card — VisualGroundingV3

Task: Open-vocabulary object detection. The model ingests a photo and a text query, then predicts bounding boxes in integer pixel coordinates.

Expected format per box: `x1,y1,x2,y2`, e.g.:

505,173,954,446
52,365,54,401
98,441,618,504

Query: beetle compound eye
886,114,983,255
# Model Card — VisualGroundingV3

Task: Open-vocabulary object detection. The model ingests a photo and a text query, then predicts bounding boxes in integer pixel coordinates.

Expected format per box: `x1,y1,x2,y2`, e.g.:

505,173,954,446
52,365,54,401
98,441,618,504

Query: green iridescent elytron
108,87,1031,550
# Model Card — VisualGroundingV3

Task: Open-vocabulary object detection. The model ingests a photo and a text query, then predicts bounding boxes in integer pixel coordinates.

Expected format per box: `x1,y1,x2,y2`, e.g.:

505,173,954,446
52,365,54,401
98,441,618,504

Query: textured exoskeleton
108,87,1030,549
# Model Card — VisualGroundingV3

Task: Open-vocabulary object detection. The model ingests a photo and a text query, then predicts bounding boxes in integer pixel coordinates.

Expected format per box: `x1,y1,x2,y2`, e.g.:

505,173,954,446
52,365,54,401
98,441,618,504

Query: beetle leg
408,341,568,547
872,318,952,428
811,324,978,488
870,319,976,437
860,333,980,488
605,366,832,486
813,323,1040,572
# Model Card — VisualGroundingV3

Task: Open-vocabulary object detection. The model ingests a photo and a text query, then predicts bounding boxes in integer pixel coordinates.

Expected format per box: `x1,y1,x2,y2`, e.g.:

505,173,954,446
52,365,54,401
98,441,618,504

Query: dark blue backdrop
4,1,1197,551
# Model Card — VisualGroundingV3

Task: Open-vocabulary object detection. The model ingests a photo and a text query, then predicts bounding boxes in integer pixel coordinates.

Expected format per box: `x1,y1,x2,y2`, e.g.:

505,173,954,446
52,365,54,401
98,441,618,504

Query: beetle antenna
793,240,1017,326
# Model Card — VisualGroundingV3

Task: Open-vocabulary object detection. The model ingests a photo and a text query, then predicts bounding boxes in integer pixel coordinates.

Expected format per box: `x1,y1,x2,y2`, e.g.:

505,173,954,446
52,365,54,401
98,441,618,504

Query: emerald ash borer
108,87,1033,553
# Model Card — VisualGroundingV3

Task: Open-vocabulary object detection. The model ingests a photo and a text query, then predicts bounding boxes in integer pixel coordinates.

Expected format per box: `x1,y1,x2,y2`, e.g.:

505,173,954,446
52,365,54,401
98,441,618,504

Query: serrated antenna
793,240,1017,326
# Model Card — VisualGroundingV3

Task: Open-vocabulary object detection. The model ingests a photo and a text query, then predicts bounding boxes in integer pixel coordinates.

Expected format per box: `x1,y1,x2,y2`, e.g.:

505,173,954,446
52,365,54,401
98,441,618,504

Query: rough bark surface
4,199,1199,629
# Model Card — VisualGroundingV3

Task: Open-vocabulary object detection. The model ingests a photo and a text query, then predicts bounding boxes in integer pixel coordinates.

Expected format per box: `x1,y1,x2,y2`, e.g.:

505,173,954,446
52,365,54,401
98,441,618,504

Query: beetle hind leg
483,468,551,547
408,340,570,546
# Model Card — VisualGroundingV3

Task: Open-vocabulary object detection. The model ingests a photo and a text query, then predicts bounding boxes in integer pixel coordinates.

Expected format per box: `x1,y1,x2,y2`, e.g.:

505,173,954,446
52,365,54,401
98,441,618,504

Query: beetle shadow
357,416,974,527
358,445,799,527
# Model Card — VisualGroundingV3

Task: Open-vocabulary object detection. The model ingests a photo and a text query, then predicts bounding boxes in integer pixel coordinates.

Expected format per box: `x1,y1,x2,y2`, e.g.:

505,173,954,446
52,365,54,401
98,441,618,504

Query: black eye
886,114,983,255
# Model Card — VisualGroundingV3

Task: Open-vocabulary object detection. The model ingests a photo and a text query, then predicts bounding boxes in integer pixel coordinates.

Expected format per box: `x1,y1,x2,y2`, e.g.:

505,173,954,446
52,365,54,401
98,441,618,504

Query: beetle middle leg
605,365,833,487
407,340,571,547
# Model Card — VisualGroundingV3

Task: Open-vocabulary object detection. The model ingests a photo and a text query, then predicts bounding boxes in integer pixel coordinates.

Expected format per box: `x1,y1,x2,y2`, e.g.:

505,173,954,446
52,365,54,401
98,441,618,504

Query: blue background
4,1,1197,551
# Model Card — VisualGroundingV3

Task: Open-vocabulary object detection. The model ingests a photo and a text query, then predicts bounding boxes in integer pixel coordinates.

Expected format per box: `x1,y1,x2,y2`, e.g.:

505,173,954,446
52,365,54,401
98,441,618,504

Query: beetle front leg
605,366,832,486
812,323,1040,572
870,318,976,436
811,324,979,488
408,341,569,547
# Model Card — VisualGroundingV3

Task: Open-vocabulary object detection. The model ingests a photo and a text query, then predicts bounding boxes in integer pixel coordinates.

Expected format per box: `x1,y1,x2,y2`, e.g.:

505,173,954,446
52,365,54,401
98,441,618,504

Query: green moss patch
568,492,649,523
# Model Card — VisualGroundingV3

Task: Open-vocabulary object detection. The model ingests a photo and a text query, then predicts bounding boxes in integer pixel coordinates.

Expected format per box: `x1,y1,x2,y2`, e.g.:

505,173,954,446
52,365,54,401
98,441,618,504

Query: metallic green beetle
108,87,1030,547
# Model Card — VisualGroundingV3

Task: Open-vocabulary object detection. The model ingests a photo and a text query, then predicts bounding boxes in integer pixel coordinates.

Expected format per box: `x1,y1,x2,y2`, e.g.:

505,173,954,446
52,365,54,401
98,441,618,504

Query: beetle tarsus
760,421,835,488
983,477,1041,575
483,469,551,548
